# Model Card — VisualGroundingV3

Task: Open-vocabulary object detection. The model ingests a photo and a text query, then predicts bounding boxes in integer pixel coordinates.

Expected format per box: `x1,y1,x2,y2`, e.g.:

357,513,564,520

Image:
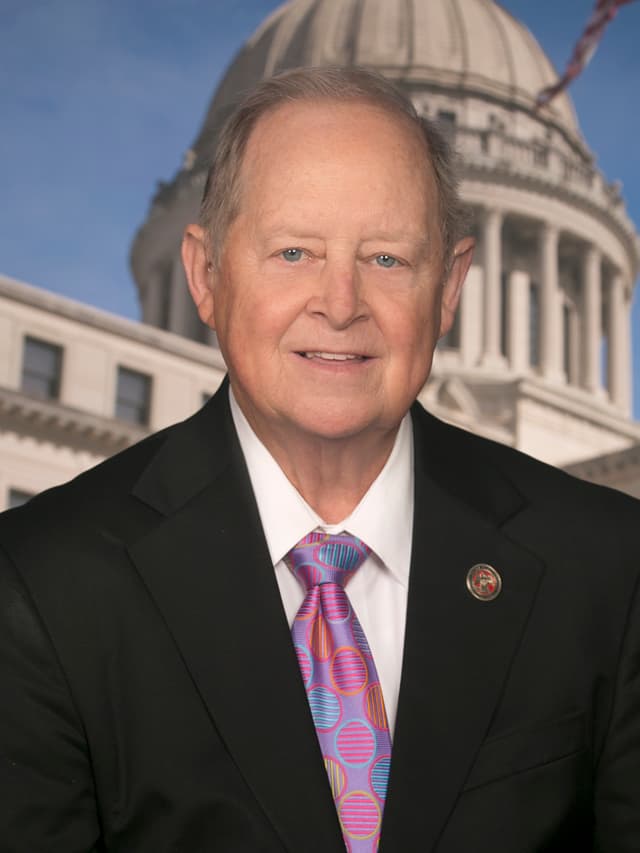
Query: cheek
224,258,308,329
223,289,302,360
377,300,440,396
381,293,438,352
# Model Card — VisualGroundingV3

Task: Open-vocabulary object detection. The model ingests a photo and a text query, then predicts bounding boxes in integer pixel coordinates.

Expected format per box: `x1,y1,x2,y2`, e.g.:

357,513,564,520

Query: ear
181,224,217,330
439,236,475,338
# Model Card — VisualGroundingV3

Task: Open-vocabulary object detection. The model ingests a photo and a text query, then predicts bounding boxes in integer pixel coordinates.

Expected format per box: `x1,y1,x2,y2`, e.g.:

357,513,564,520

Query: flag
536,0,637,108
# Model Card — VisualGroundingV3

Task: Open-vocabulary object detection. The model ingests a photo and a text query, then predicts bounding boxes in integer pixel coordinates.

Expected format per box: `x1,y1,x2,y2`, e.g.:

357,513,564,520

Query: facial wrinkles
221,234,432,368
232,106,440,322
223,102,444,273
251,210,435,288
250,111,430,221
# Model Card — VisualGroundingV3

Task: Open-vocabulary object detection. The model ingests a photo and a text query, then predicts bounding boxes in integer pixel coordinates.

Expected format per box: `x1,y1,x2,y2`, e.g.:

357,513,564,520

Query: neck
236,408,400,524
270,430,399,523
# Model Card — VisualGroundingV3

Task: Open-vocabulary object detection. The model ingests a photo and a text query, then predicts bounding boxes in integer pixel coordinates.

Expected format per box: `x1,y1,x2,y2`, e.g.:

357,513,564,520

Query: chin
290,408,384,442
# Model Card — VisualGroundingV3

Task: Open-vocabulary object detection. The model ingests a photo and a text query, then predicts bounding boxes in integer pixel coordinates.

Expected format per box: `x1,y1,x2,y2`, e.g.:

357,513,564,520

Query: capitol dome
131,0,640,466
189,0,580,167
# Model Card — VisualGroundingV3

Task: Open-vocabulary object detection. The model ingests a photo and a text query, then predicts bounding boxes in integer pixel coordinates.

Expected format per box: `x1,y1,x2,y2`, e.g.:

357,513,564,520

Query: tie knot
286,531,370,591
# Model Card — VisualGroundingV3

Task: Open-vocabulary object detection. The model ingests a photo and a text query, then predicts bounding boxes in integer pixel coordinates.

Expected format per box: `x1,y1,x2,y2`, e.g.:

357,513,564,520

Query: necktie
286,531,392,852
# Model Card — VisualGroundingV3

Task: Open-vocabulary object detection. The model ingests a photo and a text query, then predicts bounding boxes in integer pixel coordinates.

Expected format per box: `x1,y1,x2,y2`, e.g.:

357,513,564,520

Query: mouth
296,351,371,362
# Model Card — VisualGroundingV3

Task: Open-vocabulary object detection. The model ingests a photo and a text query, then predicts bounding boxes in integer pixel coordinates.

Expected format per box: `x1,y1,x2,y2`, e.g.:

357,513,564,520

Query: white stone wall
516,397,632,467
0,431,103,510
0,275,226,511
2,270,639,511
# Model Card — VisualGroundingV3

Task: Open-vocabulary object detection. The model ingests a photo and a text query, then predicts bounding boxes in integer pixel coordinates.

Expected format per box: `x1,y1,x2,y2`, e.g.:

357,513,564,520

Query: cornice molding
564,442,640,481
0,274,227,372
0,385,149,455
456,129,639,270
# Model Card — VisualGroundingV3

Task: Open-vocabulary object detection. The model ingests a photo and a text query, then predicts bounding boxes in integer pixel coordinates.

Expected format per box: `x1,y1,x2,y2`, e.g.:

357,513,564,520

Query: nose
309,258,366,329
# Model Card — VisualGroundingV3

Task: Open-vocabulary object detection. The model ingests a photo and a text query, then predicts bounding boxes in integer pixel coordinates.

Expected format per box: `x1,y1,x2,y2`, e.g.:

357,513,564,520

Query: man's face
187,99,472,447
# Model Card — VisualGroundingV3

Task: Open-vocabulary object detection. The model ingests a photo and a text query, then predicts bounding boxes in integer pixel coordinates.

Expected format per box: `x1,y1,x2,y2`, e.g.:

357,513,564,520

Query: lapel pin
466,564,502,601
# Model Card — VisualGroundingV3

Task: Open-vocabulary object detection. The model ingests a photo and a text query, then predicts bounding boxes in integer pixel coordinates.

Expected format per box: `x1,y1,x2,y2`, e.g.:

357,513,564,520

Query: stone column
481,208,505,368
168,260,191,336
566,304,581,387
607,271,632,413
539,222,563,382
458,264,483,367
507,270,530,374
141,274,164,326
582,244,602,395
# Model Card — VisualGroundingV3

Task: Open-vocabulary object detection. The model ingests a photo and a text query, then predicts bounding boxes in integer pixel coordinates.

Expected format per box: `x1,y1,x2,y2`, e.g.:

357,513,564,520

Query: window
563,303,571,379
8,489,34,509
437,110,456,126
533,144,548,168
500,272,508,358
21,336,63,400
115,366,152,426
436,110,456,141
601,335,609,392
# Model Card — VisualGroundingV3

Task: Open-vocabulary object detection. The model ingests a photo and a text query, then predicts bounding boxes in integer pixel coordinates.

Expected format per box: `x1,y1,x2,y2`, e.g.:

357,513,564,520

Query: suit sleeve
0,545,102,853
594,571,640,852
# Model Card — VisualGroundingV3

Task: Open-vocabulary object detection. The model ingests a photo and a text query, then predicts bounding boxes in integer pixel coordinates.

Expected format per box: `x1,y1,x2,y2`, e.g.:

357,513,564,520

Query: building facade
131,0,640,465
0,274,225,511
2,0,639,509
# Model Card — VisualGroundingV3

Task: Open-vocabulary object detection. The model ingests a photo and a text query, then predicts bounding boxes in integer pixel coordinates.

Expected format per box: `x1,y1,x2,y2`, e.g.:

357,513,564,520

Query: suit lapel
381,407,545,852
128,383,344,852
126,386,546,851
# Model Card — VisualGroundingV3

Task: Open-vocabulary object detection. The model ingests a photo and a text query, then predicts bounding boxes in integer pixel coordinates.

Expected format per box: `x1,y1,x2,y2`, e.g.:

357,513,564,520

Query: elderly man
1,67,639,853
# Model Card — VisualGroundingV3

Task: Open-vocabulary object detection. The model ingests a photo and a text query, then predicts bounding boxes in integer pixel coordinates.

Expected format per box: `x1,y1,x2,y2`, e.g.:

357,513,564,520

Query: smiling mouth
297,351,370,362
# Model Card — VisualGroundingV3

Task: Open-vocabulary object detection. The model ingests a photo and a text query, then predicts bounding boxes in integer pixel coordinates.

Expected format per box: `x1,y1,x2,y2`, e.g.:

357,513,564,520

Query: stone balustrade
454,126,637,245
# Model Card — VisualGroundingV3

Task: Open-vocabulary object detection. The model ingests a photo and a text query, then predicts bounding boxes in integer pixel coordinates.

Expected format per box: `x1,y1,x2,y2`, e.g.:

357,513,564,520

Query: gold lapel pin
466,564,502,601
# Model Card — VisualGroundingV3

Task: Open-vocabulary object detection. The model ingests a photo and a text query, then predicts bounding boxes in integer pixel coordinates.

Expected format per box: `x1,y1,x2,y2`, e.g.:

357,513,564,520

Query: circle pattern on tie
286,531,392,852
336,720,376,766
351,618,373,656
309,614,333,660
338,791,381,840
296,595,317,621
324,757,347,799
331,646,368,695
369,755,391,801
308,686,342,731
294,643,313,687
365,683,388,730
322,584,351,622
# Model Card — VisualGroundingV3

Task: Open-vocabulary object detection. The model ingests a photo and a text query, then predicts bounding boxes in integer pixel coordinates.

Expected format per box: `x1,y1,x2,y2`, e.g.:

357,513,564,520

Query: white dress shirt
229,388,414,735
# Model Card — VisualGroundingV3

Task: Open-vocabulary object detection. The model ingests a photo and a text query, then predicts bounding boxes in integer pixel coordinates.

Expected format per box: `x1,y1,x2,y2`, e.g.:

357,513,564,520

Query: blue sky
2,0,640,413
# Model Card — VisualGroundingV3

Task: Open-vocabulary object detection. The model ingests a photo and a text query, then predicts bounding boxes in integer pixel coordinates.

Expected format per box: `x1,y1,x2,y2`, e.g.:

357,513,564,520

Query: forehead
237,98,437,223
248,95,426,147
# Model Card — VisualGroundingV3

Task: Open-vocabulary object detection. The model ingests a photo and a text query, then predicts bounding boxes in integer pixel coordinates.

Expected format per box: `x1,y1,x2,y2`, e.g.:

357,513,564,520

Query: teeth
304,352,361,361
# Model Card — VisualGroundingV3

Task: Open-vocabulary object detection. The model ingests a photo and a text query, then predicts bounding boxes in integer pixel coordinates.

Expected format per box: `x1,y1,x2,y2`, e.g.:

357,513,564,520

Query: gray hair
200,66,468,267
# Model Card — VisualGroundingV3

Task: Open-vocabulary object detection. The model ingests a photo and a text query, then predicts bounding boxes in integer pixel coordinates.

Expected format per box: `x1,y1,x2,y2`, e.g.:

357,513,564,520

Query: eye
281,248,304,263
375,254,399,268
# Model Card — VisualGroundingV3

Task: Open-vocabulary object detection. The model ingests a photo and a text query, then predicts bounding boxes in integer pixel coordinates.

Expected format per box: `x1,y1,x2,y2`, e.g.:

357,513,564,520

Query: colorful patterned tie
286,531,392,852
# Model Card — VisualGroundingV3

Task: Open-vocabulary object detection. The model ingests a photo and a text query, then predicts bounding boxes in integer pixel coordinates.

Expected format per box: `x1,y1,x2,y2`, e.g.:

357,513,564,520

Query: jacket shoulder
0,424,173,552
412,402,640,519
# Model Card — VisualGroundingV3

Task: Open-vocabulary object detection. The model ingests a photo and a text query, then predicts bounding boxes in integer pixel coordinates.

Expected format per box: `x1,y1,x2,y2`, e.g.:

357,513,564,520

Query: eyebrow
263,231,325,242
361,233,429,246
262,228,430,246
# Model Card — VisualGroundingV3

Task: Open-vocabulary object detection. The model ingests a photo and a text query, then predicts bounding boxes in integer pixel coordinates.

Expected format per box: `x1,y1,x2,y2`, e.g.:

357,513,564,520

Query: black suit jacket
1,381,639,852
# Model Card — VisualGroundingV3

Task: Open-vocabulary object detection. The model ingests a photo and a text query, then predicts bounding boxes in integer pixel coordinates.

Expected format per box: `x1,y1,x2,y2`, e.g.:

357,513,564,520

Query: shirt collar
229,386,413,588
